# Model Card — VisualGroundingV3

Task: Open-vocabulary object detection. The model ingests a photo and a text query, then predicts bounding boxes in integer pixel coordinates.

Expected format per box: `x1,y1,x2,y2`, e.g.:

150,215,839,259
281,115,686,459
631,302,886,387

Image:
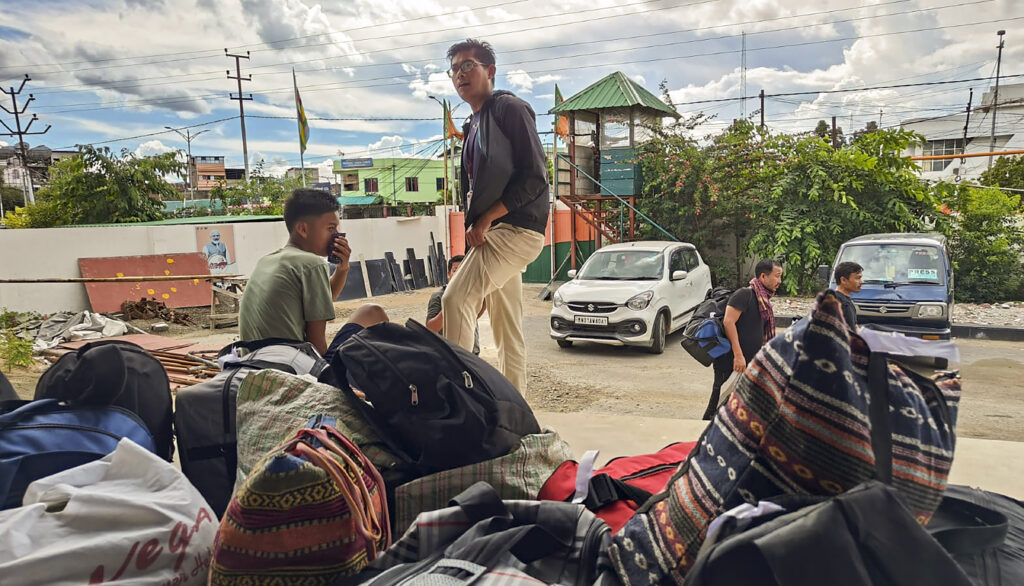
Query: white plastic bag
0,439,217,585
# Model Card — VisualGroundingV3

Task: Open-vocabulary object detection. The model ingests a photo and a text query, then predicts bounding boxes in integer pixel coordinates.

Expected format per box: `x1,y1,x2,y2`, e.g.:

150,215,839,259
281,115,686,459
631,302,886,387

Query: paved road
476,287,1024,442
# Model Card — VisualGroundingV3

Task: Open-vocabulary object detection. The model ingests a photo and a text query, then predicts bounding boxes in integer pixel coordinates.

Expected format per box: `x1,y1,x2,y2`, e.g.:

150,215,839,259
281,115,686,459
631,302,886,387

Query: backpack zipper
8,422,134,441
406,320,480,393
351,337,421,406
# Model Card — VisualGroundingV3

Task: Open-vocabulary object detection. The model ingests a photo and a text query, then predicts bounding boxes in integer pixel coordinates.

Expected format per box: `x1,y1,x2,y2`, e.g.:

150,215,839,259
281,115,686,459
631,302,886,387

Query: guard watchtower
550,72,680,245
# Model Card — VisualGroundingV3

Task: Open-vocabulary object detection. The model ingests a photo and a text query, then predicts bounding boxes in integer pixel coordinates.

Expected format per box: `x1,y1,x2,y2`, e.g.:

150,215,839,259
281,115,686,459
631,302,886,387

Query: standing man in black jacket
441,39,549,394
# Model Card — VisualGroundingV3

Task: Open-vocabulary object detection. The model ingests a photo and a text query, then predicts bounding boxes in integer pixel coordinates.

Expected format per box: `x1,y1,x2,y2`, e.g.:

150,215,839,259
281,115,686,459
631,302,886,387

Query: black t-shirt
834,290,858,330
727,287,766,365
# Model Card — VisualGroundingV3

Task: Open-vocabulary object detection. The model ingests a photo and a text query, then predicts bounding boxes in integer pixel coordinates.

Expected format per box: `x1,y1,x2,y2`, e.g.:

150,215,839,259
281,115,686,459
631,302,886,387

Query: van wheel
648,313,667,354
557,339,573,348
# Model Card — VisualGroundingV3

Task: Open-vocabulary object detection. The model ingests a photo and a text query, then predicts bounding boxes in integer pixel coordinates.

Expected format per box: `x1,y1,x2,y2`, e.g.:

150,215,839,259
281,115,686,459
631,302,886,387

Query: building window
406,177,419,192
923,139,963,172
364,178,379,193
343,172,359,192
436,177,445,191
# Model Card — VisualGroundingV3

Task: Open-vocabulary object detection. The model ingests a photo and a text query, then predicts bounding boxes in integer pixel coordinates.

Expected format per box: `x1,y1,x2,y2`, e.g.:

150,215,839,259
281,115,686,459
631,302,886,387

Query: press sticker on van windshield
907,268,938,280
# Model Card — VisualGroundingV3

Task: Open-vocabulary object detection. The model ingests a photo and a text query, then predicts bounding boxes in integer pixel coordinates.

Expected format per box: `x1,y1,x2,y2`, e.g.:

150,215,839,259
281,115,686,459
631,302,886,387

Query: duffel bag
0,398,156,510
610,290,961,584
346,481,617,586
393,430,573,534
539,441,696,532
35,339,174,460
175,339,327,517
683,481,974,586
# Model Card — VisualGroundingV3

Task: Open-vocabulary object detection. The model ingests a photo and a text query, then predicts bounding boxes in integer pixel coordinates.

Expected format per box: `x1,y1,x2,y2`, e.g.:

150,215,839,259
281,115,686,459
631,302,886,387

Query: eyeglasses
447,60,484,78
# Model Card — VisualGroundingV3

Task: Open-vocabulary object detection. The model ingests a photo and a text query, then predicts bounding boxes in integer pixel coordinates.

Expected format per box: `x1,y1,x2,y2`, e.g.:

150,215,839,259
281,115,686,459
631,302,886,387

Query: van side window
670,250,686,273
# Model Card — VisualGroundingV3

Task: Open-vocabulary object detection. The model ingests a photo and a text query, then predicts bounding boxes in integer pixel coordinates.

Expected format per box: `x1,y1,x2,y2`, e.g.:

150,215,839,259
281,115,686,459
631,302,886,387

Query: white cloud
408,71,454,100
368,135,404,154
633,74,647,85
134,139,176,157
505,70,562,94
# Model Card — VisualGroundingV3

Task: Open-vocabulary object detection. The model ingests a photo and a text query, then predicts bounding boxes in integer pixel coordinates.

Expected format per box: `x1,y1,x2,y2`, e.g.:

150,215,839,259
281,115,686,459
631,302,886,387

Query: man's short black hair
283,189,339,233
755,258,782,278
448,254,465,272
835,261,863,283
447,39,496,66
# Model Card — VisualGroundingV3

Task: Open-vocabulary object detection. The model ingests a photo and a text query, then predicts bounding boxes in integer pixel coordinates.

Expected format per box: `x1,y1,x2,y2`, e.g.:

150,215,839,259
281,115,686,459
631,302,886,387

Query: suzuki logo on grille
878,306,888,314
587,304,595,312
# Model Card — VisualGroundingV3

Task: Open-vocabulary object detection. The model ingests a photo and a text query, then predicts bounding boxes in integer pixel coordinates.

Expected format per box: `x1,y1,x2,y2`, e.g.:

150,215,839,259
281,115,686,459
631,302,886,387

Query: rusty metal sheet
59,334,196,352
78,253,211,313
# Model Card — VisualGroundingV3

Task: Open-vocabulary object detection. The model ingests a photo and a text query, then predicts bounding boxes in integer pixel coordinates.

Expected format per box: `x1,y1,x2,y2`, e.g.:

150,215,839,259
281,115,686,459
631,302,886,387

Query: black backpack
329,319,541,476
34,340,174,461
680,287,734,366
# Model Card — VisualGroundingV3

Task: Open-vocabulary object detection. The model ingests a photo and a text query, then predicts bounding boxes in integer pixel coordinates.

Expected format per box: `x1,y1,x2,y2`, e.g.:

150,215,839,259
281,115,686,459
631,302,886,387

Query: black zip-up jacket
460,90,550,234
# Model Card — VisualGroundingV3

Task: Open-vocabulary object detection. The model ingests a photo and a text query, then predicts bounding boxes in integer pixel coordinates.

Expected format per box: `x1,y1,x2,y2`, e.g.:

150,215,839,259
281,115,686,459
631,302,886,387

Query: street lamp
165,126,210,207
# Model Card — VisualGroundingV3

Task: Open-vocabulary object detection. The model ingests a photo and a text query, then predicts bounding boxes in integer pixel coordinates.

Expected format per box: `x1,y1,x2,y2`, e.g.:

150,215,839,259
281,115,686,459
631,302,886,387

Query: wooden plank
78,253,211,313
58,334,196,352
364,259,393,296
384,252,408,292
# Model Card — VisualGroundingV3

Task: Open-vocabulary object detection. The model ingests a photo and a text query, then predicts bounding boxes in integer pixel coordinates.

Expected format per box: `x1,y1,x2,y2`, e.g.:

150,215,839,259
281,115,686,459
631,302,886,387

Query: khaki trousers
442,223,544,394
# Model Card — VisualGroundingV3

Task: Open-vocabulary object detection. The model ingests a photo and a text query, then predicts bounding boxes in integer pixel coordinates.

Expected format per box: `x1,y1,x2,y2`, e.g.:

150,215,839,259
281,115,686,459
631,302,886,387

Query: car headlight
915,303,945,318
553,290,565,308
626,290,654,311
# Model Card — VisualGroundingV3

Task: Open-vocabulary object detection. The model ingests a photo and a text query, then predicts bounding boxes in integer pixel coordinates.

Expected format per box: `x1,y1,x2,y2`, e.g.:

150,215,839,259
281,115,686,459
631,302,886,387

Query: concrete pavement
536,411,1024,499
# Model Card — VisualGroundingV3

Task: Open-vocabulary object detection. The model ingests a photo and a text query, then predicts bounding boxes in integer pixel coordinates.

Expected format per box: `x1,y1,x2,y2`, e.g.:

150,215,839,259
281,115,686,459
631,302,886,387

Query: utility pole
226,50,253,183
740,32,747,119
960,88,973,175
1,74,50,206
988,30,1006,169
165,126,209,208
759,89,765,129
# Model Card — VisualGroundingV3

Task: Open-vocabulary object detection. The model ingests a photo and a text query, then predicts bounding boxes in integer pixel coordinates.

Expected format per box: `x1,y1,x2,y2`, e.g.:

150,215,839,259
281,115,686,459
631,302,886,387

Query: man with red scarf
702,259,783,420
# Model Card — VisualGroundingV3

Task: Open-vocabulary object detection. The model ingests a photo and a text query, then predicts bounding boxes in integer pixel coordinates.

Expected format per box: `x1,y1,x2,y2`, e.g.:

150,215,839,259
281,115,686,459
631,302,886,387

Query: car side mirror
817,265,830,282
567,269,577,279
672,270,688,281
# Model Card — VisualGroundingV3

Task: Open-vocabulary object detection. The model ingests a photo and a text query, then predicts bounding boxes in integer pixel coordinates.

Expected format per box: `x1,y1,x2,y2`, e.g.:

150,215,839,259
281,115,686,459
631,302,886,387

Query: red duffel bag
539,441,696,532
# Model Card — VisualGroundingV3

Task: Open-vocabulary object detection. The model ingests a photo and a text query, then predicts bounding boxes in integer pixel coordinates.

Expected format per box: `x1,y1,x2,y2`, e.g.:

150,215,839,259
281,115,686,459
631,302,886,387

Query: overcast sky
1,0,1022,180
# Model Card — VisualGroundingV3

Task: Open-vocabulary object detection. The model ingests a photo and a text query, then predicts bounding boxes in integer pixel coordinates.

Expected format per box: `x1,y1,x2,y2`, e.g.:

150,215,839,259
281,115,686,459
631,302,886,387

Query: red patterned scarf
749,277,776,342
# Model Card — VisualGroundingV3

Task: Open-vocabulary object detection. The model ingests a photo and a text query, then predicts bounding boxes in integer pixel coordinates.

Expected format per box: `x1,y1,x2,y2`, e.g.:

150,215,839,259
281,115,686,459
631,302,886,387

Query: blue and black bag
0,398,156,509
681,287,733,367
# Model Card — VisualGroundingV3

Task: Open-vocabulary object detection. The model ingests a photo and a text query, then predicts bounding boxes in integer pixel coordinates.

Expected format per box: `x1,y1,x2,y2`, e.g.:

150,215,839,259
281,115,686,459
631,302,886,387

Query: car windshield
577,250,663,280
837,244,946,285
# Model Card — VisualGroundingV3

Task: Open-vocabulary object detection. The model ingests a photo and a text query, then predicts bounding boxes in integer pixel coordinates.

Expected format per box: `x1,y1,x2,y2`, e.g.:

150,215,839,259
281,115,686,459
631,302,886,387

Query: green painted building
333,157,451,205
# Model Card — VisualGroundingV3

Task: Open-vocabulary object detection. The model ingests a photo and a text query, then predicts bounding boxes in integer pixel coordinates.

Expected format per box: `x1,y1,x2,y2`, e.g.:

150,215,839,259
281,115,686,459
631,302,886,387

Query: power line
53,116,240,150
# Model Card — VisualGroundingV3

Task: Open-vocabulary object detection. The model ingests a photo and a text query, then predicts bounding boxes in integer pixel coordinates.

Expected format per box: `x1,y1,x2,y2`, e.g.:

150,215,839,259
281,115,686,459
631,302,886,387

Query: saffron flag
555,84,569,138
444,100,464,140
293,69,310,154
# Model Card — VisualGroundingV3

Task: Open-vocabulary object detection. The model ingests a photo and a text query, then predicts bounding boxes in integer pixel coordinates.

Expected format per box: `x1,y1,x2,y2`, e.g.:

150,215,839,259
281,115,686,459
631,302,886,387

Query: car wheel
648,313,667,354
556,339,573,348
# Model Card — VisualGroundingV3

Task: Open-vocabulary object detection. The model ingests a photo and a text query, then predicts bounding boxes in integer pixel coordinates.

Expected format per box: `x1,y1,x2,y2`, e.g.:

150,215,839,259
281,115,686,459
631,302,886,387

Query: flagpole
442,101,451,261
294,68,307,188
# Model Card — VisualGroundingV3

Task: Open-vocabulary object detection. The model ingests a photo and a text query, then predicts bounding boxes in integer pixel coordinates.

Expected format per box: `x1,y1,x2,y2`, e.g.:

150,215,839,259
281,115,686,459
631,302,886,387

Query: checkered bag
392,430,573,534
609,290,961,585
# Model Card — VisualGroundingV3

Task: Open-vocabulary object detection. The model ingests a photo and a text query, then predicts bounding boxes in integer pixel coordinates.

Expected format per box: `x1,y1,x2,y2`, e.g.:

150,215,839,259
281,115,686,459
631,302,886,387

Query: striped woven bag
210,422,390,585
609,290,961,585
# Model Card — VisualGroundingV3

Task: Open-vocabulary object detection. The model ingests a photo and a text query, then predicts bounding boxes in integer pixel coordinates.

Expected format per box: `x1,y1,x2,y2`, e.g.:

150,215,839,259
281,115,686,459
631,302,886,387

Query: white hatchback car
550,241,713,354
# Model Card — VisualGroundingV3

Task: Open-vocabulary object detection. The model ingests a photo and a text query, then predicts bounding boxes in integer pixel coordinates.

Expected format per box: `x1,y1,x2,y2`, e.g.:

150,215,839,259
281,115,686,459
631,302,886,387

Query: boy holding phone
239,189,356,354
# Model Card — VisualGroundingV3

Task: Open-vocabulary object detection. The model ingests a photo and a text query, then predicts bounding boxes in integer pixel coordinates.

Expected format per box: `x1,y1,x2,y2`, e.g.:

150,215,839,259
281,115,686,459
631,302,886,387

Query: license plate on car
574,315,608,326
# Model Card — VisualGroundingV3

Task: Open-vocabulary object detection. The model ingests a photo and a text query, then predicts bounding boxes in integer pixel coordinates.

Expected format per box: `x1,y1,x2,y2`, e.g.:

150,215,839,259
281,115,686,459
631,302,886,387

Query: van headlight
914,303,945,318
626,291,654,311
553,290,565,308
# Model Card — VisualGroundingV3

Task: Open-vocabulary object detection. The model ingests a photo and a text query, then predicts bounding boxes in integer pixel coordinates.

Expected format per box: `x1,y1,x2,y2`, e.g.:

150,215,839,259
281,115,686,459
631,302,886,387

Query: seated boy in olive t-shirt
239,189,352,355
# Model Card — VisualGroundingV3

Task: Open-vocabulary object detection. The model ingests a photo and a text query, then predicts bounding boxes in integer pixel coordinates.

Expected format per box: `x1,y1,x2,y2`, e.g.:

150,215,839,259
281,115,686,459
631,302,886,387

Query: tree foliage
3,145,184,228
209,161,305,216
979,154,1024,195
939,186,1024,302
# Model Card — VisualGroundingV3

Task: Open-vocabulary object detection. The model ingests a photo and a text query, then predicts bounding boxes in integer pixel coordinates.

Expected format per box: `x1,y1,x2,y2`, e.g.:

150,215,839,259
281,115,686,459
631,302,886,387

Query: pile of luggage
1,290,1021,585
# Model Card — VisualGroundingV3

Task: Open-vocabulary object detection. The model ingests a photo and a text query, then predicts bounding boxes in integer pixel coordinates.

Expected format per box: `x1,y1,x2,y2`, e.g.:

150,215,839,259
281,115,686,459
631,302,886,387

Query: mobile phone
327,232,346,264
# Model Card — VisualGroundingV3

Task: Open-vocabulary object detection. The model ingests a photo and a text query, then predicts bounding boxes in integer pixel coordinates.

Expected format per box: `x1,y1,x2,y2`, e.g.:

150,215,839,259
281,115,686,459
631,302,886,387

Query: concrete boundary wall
0,214,449,313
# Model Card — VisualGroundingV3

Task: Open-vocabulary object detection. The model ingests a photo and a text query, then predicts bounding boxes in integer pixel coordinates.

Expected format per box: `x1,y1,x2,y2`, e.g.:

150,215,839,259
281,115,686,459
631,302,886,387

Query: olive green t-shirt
239,244,336,343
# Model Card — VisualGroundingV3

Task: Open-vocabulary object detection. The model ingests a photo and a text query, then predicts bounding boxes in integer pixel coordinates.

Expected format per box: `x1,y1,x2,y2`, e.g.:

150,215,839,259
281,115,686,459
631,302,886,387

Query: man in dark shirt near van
702,259,783,420
833,261,863,332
